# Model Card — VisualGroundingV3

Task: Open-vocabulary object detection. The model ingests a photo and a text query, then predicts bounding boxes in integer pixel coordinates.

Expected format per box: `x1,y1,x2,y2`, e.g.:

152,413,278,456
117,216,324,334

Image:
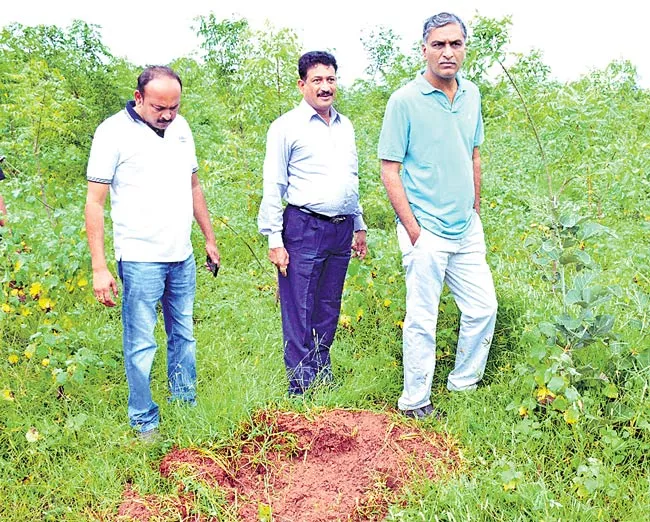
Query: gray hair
422,12,467,43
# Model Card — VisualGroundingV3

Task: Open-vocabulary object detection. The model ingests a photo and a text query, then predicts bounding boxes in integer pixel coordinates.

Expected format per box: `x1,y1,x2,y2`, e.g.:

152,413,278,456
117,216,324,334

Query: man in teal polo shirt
378,12,498,419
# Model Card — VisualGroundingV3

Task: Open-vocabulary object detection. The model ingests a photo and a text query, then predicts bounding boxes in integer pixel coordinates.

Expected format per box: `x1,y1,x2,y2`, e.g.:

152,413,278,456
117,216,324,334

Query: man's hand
352,230,368,259
206,240,220,269
93,267,119,307
269,247,289,277
406,224,421,247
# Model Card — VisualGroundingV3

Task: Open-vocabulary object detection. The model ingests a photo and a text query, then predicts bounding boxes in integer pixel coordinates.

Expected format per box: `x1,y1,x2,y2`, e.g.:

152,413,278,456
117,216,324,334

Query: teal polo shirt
378,72,484,238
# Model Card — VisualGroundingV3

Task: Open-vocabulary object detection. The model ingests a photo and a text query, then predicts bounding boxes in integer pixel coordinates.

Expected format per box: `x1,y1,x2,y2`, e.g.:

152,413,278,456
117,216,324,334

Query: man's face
422,23,466,83
134,76,182,130
298,63,337,118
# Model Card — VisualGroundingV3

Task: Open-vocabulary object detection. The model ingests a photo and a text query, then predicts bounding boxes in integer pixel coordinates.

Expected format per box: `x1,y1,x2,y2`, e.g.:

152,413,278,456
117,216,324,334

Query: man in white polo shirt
85,66,219,438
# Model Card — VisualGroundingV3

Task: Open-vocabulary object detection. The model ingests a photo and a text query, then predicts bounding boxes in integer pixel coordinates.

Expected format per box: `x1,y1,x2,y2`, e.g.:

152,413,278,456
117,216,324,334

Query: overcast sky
2,0,648,87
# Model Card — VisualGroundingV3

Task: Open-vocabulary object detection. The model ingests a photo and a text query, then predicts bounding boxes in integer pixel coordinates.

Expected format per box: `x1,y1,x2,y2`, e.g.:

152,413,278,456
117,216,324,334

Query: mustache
317,91,333,97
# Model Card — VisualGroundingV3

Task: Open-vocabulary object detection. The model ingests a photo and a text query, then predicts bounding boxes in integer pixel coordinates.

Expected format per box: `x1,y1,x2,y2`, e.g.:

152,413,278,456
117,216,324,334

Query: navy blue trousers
279,205,354,394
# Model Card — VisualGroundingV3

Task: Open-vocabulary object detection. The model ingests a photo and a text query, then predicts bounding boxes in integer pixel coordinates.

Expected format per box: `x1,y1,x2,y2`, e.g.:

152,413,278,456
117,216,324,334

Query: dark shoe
401,404,437,419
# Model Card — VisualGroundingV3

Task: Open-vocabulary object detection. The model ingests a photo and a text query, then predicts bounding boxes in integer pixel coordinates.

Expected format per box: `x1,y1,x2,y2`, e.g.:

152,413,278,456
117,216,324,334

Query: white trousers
396,214,498,410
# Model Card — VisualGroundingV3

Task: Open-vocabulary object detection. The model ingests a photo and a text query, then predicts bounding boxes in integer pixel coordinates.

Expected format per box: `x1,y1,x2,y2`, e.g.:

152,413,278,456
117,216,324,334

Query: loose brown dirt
117,408,460,521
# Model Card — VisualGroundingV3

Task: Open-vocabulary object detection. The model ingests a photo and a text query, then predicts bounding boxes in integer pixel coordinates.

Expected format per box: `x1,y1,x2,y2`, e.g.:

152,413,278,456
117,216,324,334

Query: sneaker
401,404,437,419
137,428,160,443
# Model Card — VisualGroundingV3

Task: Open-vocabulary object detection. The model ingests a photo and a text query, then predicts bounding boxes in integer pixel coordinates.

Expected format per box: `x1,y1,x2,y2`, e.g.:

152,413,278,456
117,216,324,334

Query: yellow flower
77,277,88,288
395,320,404,329
2,389,14,402
356,308,364,321
1,303,14,314
21,308,32,317
38,297,54,311
8,354,19,364
503,480,517,492
14,260,22,272
564,408,579,425
489,201,497,209
518,406,528,417
339,315,351,328
536,386,555,405
24,347,35,360
10,289,18,297
41,358,50,367
383,299,391,307
29,282,42,299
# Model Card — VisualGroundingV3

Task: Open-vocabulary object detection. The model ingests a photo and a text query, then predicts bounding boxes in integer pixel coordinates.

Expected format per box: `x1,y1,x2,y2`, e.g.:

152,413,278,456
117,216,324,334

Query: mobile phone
206,255,219,277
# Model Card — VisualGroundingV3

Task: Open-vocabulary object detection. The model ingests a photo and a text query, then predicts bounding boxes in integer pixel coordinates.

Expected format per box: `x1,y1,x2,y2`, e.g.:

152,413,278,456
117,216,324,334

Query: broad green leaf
575,250,594,268
552,395,568,411
565,386,581,402
591,315,615,337
578,222,613,241
547,375,566,393
559,213,580,228
565,289,584,306
556,314,582,330
559,252,580,265
538,322,558,339
603,383,618,399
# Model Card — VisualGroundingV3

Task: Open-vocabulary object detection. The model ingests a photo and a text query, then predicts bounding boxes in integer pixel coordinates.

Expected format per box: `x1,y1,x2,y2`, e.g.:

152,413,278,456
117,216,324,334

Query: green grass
1,63,650,522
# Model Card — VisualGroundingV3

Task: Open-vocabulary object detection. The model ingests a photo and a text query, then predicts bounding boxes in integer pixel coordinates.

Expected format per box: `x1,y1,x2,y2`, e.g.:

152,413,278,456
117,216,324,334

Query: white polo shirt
87,104,198,262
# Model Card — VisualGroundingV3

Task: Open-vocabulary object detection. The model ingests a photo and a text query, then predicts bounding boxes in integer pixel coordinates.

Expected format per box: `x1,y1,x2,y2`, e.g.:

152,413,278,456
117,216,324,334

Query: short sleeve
377,93,410,163
473,98,485,147
86,121,118,184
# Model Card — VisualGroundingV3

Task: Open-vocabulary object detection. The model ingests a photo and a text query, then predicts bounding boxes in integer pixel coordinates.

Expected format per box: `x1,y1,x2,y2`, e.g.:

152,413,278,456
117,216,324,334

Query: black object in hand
206,255,219,277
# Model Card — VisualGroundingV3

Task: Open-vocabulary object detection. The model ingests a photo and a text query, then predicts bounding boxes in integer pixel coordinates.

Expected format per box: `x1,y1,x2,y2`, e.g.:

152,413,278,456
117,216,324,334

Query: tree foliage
0,13,648,521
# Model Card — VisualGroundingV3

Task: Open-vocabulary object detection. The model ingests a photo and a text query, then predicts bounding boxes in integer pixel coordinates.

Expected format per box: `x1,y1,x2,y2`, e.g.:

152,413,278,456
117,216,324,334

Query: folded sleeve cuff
268,232,284,249
354,215,367,232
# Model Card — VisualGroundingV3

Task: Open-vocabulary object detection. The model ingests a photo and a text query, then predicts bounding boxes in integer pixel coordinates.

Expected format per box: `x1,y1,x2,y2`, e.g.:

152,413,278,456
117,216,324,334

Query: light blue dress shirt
378,72,484,239
258,100,366,248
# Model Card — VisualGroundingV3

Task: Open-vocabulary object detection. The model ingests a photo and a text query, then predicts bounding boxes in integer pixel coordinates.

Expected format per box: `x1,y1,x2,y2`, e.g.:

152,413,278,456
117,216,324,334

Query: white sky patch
1,0,648,87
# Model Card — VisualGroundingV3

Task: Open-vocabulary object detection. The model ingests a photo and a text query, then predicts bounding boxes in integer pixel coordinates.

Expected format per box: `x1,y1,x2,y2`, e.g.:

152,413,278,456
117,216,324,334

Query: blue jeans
118,254,197,433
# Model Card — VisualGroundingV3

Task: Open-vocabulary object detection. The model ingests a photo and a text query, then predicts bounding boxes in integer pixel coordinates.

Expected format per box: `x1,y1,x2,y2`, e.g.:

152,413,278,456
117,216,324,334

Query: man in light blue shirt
258,51,367,395
378,13,498,419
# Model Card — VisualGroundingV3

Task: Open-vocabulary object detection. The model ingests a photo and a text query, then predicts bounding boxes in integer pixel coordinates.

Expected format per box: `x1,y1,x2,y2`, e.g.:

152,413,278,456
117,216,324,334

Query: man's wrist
268,232,284,249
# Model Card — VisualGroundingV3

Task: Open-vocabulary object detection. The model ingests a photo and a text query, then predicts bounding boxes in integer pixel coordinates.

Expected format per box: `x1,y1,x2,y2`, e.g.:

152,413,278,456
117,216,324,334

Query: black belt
288,204,348,224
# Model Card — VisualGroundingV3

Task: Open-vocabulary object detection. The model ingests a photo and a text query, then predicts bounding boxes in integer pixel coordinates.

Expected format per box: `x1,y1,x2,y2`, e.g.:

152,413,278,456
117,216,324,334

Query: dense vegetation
1,14,648,521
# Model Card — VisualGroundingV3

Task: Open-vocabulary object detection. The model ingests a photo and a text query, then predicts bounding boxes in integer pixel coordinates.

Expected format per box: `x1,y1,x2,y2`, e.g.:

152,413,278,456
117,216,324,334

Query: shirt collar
298,99,341,124
126,100,166,138
416,70,467,95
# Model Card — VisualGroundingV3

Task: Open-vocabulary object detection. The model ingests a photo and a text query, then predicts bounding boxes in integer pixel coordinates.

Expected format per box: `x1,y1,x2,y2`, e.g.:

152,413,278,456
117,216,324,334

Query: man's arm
473,146,481,214
380,159,420,246
258,122,290,276
191,172,220,266
85,181,118,307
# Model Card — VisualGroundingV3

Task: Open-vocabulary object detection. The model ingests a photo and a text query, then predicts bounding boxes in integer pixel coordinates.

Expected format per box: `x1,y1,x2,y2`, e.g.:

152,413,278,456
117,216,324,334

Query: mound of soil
117,408,459,521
